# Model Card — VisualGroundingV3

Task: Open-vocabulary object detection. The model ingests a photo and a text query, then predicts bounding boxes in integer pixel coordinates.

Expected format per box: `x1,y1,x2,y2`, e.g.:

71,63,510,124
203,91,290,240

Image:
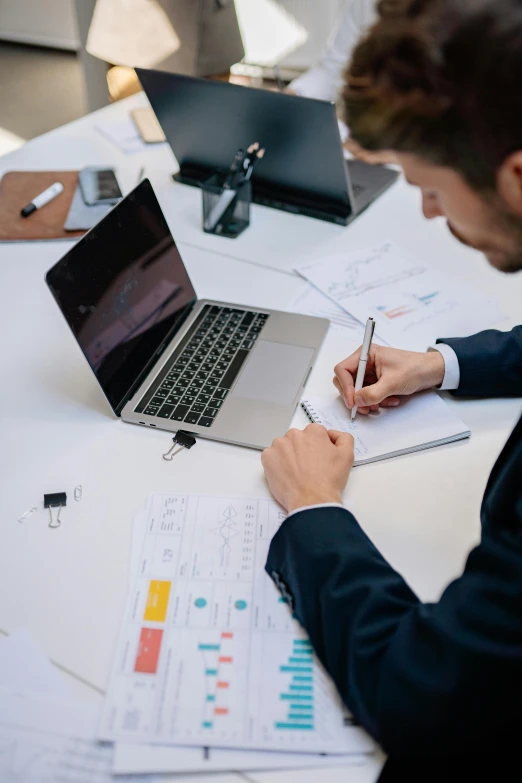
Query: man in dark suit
261,0,522,776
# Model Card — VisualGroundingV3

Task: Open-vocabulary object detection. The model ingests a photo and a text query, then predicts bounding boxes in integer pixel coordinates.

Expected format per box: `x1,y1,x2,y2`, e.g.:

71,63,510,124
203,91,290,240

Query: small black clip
44,492,67,529
162,431,196,461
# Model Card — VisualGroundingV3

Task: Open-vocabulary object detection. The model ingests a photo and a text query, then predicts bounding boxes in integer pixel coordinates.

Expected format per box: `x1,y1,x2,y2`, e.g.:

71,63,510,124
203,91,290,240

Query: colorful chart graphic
377,291,440,320
377,304,415,319
199,632,234,729
416,291,439,305
234,600,247,610
134,628,163,674
144,580,171,622
195,597,207,608
276,639,314,730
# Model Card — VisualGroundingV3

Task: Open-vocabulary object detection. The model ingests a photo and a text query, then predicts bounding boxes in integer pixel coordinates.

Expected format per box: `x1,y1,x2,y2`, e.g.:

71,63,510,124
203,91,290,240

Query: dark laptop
136,68,398,226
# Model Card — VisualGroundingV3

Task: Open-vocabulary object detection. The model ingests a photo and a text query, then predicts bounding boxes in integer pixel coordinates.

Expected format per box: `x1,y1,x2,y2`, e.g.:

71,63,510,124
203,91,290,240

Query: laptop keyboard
134,305,269,428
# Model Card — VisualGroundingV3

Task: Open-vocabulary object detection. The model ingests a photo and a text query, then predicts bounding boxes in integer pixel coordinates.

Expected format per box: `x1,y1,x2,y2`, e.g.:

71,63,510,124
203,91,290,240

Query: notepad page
301,390,470,465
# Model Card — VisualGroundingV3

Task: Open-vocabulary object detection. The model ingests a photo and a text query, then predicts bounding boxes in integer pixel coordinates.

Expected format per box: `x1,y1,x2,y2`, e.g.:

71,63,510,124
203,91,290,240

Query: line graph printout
99,494,372,755
297,241,506,351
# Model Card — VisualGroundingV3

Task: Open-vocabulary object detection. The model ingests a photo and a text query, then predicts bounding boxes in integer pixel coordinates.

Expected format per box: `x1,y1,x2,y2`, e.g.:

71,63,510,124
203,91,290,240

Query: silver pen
351,317,376,421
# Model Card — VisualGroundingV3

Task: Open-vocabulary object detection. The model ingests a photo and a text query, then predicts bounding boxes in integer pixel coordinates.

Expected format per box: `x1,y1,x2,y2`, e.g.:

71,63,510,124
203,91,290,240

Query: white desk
1,93,521,783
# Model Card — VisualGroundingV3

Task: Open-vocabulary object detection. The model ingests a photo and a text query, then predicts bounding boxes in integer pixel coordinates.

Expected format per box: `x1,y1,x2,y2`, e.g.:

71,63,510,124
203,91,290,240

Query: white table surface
1,92,521,783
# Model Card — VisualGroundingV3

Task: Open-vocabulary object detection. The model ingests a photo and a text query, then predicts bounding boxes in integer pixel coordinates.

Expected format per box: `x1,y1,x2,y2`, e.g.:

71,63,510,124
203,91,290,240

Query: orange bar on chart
222,632,233,639
219,656,233,663
134,628,163,674
215,707,229,715
217,681,229,689
144,580,171,622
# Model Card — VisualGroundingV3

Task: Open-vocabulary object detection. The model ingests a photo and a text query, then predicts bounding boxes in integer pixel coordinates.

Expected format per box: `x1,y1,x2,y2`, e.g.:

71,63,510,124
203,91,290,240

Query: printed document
100,494,373,754
298,241,506,351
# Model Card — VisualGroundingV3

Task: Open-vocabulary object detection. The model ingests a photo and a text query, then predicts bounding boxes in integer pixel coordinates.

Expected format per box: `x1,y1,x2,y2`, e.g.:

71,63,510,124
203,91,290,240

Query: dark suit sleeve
438,325,522,397
266,507,522,758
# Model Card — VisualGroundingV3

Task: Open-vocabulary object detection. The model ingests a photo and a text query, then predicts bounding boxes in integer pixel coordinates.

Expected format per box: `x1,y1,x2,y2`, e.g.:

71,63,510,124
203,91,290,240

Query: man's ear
497,151,522,215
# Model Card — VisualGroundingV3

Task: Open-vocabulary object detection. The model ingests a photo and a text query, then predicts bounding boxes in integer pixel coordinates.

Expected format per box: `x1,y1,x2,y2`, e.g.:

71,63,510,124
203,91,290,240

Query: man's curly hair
343,0,522,190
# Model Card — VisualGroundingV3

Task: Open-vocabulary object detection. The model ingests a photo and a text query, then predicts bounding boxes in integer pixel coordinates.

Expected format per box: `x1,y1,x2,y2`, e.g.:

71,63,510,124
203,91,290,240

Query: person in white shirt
287,0,393,164
289,0,376,103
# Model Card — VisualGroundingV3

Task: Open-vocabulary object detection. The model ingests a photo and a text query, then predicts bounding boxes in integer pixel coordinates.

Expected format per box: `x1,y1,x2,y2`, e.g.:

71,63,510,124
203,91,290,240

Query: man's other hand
334,345,446,414
261,424,354,513
344,138,397,165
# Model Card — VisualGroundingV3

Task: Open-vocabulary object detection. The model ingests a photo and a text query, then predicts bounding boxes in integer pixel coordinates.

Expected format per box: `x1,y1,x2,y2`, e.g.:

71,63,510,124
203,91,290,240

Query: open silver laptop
45,180,328,449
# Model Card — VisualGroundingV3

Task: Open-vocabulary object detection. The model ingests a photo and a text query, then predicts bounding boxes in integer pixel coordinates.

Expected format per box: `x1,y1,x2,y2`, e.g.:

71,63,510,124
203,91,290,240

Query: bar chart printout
99,494,373,755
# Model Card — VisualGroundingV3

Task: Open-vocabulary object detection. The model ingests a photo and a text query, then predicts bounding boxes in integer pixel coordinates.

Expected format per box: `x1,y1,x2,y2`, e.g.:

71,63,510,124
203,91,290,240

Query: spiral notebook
301,391,471,466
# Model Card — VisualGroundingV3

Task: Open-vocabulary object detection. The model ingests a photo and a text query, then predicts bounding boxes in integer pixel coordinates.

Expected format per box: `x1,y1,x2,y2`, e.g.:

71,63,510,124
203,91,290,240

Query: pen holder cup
201,174,252,239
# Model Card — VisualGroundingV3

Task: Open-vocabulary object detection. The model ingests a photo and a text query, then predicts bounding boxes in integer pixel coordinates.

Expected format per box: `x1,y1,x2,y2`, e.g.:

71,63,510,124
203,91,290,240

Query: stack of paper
94,117,149,155
0,614,371,781
99,494,376,775
0,630,149,782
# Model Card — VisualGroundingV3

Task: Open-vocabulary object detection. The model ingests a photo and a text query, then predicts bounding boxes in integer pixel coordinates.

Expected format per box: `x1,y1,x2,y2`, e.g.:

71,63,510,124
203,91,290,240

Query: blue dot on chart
235,600,247,611
195,598,207,608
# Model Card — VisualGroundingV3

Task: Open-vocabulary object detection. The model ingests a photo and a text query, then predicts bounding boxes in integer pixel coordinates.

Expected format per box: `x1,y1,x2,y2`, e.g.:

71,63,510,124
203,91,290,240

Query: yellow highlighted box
144,580,171,622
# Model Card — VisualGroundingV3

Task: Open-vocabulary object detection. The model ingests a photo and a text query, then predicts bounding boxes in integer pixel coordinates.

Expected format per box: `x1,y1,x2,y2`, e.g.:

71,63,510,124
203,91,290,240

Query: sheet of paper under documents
0,630,150,783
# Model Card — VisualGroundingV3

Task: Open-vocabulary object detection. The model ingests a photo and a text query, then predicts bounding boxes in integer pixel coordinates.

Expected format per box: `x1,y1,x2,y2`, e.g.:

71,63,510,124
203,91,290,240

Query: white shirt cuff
428,344,460,390
286,502,346,520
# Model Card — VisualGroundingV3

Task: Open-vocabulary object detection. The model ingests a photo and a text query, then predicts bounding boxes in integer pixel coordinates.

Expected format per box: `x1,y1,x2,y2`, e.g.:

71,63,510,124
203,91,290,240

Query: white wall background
0,0,79,50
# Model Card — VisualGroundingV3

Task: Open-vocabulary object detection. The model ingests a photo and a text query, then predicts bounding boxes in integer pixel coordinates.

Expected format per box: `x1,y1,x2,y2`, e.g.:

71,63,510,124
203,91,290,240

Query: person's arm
438,326,522,397
261,341,522,758
266,500,522,757
288,0,377,102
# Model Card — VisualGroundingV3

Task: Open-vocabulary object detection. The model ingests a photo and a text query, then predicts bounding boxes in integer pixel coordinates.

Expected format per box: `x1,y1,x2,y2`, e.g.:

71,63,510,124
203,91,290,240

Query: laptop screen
46,179,197,414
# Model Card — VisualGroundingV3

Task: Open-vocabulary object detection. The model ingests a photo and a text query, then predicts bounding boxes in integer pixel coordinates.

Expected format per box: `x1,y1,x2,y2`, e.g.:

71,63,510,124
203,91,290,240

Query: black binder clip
44,492,67,529
162,431,196,461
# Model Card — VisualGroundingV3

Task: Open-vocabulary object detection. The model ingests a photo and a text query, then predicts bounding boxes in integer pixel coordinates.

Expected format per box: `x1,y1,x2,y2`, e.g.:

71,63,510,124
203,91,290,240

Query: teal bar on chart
280,693,313,700
288,713,314,720
206,694,216,701
289,703,314,710
199,644,220,651
292,675,313,682
289,656,313,664
275,722,314,730
289,684,313,691
293,640,313,647
280,665,313,673
202,721,213,728
205,668,218,675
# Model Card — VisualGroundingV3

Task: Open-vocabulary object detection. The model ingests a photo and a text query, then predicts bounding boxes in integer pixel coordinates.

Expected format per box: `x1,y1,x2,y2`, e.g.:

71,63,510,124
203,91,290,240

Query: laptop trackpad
231,340,314,406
